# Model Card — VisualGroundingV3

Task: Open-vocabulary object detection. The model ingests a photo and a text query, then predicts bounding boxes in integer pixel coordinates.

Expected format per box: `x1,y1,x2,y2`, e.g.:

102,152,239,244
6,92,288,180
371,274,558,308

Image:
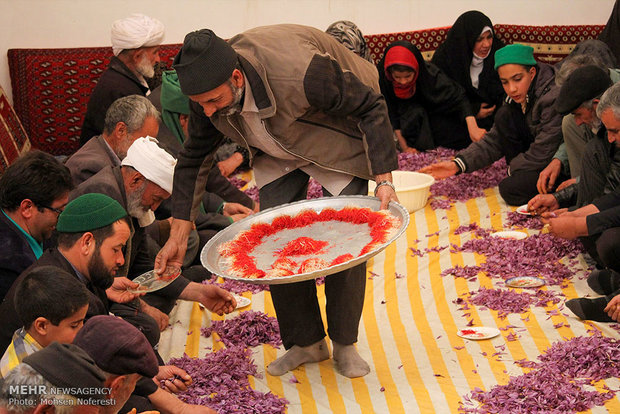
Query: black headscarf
431,10,505,108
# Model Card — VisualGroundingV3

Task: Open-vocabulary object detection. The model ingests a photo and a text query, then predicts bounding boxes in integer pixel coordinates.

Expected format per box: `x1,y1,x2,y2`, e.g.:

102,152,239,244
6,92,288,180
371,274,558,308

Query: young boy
0,265,89,377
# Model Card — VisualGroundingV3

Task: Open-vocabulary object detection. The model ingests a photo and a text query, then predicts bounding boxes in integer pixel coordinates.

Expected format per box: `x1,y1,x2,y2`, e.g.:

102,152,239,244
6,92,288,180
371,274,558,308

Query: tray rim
200,195,409,284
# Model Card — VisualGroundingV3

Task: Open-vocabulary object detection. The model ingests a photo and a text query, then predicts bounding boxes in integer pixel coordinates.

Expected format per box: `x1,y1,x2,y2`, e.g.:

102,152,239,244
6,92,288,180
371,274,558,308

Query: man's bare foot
332,341,370,378
267,338,329,376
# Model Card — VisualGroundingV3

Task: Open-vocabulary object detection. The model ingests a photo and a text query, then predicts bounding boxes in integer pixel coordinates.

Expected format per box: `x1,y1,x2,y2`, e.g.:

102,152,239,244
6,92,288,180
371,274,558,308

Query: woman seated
378,41,487,152
420,44,563,206
431,10,505,132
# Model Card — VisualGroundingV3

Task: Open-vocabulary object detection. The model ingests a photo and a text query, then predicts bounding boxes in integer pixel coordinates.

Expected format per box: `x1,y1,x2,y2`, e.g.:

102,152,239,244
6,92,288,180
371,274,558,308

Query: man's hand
556,178,577,192
141,300,169,331
419,161,459,180
605,294,620,322
217,152,244,177
476,104,496,120
180,283,236,316
466,116,487,142
373,173,398,210
155,219,193,274
148,387,216,414
548,216,588,239
105,277,145,303
537,158,562,194
468,125,487,142
222,202,253,222
155,365,192,393
527,194,559,215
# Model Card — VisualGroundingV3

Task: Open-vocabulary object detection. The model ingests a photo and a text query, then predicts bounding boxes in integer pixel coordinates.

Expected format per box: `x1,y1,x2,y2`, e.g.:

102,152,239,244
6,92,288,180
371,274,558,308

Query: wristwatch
374,180,396,196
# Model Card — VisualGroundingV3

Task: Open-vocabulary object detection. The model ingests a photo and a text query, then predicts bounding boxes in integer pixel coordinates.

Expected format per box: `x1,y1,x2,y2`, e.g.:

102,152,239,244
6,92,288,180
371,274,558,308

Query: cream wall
0,0,616,103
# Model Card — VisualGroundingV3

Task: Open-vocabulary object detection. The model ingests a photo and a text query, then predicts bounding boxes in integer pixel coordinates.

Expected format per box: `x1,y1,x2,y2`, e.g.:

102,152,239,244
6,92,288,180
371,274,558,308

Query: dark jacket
456,62,562,174
0,249,108,354
80,57,149,145
65,135,119,186
174,24,398,221
0,212,37,301
588,189,620,235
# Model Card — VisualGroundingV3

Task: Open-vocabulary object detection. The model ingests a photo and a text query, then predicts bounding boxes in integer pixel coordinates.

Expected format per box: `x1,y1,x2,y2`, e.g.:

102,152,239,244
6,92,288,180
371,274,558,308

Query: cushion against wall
364,24,606,64
8,44,181,156
494,24,606,64
0,85,30,172
6,25,607,157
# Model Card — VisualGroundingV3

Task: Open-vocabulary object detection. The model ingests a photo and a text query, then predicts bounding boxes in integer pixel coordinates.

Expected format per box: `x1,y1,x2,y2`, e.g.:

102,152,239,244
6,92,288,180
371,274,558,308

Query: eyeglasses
39,205,64,215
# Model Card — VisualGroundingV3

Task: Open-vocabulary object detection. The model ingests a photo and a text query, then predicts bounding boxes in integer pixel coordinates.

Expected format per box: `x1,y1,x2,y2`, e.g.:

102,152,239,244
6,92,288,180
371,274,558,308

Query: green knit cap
494,44,537,70
57,193,128,233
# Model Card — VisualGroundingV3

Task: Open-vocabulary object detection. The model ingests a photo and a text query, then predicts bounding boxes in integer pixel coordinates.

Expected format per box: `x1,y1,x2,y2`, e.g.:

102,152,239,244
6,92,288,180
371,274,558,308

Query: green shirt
1,210,43,259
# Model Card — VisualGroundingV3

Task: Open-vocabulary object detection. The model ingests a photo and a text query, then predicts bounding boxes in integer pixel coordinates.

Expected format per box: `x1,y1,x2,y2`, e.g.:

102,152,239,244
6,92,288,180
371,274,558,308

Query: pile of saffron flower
169,346,288,413
459,333,620,413
169,310,287,413
398,148,508,209
443,226,583,287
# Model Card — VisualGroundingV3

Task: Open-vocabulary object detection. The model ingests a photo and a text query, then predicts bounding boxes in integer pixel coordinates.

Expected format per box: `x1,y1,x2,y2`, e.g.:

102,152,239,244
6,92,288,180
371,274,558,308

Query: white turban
121,137,177,194
111,13,165,56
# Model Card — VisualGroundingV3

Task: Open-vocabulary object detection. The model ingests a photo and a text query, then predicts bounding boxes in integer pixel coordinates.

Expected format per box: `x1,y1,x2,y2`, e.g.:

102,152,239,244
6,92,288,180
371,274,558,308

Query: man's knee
596,228,620,271
498,175,536,206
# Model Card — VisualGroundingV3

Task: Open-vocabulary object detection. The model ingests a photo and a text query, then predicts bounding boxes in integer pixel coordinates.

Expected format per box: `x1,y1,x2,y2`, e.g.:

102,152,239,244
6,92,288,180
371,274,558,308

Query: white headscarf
121,137,177,194
470,26,492,89
111,14,165,56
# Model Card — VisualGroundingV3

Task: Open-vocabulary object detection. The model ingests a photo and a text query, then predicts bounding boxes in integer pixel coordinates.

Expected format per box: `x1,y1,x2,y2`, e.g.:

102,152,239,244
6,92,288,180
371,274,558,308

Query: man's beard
88,247,115,290
591,116,602,134
127,181,148,221
218,80,244,116
136,55,155,79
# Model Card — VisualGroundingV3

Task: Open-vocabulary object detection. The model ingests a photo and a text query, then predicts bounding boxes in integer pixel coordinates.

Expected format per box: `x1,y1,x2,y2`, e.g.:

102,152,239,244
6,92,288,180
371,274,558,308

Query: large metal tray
200,195,409,284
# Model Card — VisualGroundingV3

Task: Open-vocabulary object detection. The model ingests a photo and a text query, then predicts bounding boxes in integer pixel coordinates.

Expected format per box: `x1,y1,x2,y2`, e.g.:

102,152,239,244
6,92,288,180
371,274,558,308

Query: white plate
127,266,182,293
457,327,500,340
516,205,533,216
233,294,251,309
490,231,527,240
505,276,545,288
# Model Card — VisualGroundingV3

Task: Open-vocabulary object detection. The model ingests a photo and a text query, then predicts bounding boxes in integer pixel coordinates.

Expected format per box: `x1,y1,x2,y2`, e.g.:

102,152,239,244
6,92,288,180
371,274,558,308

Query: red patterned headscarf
383,45,420,99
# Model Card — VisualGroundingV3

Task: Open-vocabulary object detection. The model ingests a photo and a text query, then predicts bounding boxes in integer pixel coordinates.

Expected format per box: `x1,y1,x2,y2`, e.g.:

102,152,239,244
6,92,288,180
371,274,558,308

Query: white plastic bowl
368,171,435,213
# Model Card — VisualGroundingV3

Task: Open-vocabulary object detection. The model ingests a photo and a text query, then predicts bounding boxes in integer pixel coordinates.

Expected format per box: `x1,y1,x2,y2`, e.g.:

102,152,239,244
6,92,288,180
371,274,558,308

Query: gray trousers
260,169,368,349
576,137,614,207
563,114,596,178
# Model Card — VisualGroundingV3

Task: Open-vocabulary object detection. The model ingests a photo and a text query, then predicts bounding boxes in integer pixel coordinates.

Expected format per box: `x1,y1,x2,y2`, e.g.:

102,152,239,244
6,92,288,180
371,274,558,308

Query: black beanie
173,29,238,95
555,65,612,115
23,342,106,401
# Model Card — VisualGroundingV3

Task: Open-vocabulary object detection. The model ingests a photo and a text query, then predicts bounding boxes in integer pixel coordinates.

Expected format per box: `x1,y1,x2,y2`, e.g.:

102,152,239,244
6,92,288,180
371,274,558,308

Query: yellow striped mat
159,186,620,413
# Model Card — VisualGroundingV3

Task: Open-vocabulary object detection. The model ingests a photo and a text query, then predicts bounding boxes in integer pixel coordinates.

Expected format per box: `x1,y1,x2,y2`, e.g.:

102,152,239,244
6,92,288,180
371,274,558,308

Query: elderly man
68,94,160,185
75,315,215,414
0,342,107,412
157,25,399,378
80,13,164,144
529,66,614,211
71,94,254,266
543,82,620,322
0,150,73,301
72,138,235,319
0,193,155,354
